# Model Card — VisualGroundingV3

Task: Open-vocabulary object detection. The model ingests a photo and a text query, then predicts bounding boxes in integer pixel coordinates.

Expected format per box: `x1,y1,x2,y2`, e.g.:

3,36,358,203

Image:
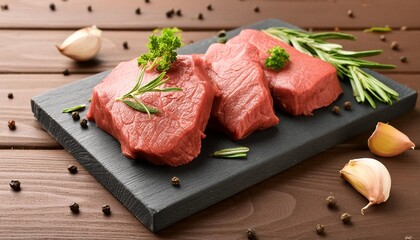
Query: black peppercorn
207,4,213,11
8,120,16,130
135,7,141,15
343,101,352,110
123,41,129,49
347,9,354,18
1,4,8,11
102,204,111,215
71,111,80,120
198,13,204,20
326,195,337,208
87,5,92,12
176,9,182,16
8,93,14,99
400,56,407,63
49,3,56,11
332,106,340,114
341,212,351,224
391,41,399,50
68,165,78,174
69,202,80,213
145,0,150,3
315,224,325,234
62,69,70,76
217,30,226,38
171,176,180,186
254,6,260,13
80,118,88,128
10,180,21,191
246,228,257,240
380,35,386,41
166,9,174,18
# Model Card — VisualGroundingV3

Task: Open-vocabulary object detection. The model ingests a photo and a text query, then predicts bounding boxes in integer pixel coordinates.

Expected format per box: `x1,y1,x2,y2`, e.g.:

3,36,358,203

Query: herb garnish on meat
265,46,290,71
263,27,398,108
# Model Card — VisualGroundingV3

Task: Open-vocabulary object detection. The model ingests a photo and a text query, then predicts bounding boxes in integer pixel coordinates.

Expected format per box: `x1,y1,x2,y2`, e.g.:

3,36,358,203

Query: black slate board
31,19,417,232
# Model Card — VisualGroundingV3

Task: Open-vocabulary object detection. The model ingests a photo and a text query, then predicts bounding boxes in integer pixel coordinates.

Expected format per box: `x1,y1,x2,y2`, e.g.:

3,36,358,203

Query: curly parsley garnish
264,46,290,71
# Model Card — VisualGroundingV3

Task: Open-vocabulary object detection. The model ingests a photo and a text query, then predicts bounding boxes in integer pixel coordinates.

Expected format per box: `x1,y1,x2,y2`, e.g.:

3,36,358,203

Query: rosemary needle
263,27,398,108
212,147,250,158
62,104,86,113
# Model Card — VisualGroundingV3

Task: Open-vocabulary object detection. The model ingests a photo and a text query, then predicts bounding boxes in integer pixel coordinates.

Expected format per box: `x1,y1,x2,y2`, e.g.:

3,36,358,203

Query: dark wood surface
1,1,419,239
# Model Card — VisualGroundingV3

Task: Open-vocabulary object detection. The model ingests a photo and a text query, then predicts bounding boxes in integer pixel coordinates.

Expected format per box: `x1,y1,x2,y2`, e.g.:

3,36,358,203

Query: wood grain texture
0,30,419,74
0,0,419,30
1,149,419,239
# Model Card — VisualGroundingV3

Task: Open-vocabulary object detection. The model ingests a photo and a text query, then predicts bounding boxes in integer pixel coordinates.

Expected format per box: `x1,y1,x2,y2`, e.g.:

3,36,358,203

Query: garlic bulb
368,122,415,157
56,25,102,61
339,158,391,215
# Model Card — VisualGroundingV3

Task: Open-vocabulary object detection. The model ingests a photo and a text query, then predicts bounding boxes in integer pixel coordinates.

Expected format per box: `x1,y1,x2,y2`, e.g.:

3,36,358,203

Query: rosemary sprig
263,27,399,108
115,66,182,116
62,104,86,113
363,26,393,33
211,147,250,158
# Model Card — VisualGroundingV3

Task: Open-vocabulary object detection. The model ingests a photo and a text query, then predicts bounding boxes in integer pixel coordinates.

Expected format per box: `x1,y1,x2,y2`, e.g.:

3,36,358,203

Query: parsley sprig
263,27,398,108
115,66,182,116
265,46,290,71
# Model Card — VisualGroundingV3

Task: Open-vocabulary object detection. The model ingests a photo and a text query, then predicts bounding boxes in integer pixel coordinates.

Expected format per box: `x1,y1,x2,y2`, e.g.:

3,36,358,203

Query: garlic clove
368,122,415,157
339,158,391,215
57,25,102,61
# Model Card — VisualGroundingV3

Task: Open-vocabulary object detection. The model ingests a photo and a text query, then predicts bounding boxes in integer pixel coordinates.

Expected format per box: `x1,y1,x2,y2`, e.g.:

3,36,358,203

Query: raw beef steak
204,42,279,140
87,55,217,166
228,29,343,116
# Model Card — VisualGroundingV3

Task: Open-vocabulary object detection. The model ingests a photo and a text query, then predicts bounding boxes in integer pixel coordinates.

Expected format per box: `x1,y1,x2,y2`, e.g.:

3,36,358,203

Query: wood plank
0,29,418,74
1,149,419,239
1,73,419,149
30,19,417,231
0,0,419,30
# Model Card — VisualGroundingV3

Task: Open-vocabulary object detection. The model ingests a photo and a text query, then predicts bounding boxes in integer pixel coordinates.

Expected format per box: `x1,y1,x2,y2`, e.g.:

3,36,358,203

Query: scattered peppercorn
102,204,111,215
87,5,92,12
254,6,260,13
49,3,56,11
62,68,70,76
71,111,80,120
7,93,14,99
332,106,340,114
135,7,141,15
68,165,78,174
380,35,386,41
198,13,204,20
246,228,257,240
347,9,354,18
326,195,337,208
1,4,8,10
207,4,213,11
176,9,182,16
145,0,150,3
80,118,88,128
315,224,325,234
217,30,227,43
404,236,413,240
9,180,21,191
171,176,180,186
69,202,80,213
341,212,351,224
400,56,407,63
343,101,352,110
8,120,16,130
123,41,129,49
166,9,174,18
401,26,408,31
391,41,399,50
334,26,340,32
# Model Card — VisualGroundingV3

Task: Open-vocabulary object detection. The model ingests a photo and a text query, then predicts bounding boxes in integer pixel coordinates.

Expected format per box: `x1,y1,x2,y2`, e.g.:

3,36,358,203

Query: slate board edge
30,19,418,232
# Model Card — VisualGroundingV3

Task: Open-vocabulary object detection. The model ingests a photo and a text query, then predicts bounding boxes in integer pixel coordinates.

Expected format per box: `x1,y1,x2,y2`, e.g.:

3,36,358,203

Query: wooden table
1,1,419,239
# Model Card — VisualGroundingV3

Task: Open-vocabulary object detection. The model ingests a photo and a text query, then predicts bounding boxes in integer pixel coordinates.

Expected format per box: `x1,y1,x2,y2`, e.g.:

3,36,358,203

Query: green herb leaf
265,46,290,71
116,66,182,116
263,27,398,108
212,147,250,158
137,28,183,72
62,104,86,113
363,26,393,33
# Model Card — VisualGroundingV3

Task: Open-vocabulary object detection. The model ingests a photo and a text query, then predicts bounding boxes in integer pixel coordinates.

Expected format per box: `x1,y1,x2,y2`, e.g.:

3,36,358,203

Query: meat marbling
228,29,343,116
87,55,217,166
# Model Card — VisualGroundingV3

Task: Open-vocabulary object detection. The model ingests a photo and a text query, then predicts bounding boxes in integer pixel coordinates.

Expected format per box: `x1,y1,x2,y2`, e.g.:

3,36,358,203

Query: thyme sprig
211,147,250,158
263,27,398,108
116,66,182,116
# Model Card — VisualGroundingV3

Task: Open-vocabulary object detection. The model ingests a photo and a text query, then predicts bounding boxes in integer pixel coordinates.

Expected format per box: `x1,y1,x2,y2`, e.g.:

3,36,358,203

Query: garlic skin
340,158,391,215
368,122,415,157
57,25,102,61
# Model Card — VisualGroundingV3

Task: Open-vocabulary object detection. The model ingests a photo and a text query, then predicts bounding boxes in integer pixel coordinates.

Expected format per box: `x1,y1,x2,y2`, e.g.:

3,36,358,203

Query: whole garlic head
57,25,102,61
